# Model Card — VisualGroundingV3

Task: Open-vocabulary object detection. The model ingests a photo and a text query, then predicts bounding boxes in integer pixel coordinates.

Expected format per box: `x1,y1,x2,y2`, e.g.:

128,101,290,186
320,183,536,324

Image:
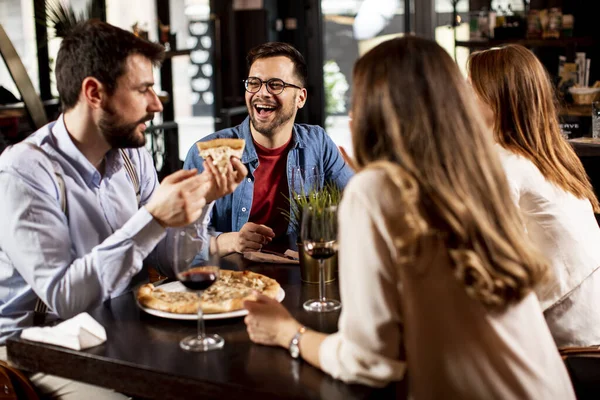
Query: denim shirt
184,117,354,238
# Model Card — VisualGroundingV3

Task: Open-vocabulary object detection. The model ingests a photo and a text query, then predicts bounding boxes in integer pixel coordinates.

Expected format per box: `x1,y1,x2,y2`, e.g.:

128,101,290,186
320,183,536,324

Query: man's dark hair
56,20,165,111
246,42,307,87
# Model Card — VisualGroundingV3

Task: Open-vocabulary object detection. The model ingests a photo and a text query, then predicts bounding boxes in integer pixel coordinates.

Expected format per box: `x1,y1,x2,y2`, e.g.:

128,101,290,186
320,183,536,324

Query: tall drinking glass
173,225,224,351
291,166,320,197
300,206,341,312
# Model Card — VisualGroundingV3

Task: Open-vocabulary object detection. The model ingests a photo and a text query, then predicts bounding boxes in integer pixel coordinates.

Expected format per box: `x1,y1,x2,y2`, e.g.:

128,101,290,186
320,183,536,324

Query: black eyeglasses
243,77,302,95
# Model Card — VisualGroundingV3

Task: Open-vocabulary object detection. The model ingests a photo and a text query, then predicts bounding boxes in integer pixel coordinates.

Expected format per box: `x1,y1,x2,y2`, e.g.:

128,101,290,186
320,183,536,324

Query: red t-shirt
248,137,292,238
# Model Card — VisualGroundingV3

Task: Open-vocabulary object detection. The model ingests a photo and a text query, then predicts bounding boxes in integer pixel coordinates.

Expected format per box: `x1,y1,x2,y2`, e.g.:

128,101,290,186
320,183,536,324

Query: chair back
561,347,600,399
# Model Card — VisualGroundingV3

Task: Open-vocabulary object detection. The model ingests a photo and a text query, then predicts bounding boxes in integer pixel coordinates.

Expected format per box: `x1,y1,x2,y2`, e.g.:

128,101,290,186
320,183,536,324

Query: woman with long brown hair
243,37,575,398
469,44,600,348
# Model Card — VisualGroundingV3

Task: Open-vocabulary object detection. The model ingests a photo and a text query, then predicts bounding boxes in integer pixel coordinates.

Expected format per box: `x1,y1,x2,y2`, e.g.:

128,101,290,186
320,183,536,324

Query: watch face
290,343,300,359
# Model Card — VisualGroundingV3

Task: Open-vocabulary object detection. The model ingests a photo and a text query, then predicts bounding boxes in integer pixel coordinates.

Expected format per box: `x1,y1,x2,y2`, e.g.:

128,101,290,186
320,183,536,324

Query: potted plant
282,182,342,283
41,0,105,38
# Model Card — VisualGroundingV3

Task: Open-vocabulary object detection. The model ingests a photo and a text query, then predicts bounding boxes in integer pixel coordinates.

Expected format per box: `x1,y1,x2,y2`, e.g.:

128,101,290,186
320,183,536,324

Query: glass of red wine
301,205,341,312
174,225,224,351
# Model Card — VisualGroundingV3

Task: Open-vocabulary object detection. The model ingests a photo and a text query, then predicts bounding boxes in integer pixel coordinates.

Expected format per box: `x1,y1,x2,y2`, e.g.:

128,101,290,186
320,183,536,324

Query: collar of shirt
237,117,306,165
51,115,124,189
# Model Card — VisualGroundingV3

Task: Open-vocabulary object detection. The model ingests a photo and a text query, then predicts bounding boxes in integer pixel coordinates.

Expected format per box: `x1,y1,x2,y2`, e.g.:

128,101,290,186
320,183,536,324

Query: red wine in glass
174,227,223,352
301,206,341,312
305,241,336,260
178,267,218,291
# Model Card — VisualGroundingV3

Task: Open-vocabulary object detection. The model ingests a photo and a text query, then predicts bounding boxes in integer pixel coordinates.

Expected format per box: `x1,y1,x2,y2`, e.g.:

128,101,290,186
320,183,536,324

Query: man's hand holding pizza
145,169,210,227
201,156,247,203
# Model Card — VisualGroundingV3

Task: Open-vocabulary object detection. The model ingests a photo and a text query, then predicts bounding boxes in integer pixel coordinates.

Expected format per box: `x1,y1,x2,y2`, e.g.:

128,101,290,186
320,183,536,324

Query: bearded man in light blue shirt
0,20,246,399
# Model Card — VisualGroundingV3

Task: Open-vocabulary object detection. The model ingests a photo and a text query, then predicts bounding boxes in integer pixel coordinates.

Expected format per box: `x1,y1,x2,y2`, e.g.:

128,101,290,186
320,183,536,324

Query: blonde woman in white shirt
243,37,575,399
469,44,600,348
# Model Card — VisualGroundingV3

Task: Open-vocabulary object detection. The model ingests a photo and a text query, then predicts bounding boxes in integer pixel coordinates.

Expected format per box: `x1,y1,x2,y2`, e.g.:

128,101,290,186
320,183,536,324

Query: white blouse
497,146,600,347
318,168,575,399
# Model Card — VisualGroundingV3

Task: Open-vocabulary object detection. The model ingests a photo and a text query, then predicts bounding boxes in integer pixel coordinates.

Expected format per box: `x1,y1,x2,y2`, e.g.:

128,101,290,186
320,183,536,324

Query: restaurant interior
1,0,600,399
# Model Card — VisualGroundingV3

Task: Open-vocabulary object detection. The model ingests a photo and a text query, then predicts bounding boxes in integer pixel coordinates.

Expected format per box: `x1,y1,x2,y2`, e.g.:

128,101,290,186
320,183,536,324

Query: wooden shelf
569,137,600,157
164,49,193,59
455,37,595,49
559,104,592,117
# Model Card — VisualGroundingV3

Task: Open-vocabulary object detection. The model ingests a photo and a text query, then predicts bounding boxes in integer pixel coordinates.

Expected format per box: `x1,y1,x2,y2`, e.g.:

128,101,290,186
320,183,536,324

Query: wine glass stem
318,259,326,303
197,291,206,342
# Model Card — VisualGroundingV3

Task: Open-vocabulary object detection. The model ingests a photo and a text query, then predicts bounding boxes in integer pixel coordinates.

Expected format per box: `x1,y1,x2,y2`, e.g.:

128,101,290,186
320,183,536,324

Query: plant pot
298,243,337,284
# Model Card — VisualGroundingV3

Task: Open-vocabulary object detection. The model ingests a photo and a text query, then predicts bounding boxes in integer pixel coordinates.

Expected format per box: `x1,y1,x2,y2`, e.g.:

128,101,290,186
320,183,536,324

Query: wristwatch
288,325,307,359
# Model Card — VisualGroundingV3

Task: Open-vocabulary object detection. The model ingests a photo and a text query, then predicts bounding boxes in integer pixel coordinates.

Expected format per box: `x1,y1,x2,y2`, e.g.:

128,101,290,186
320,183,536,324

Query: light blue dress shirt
0,115,210,344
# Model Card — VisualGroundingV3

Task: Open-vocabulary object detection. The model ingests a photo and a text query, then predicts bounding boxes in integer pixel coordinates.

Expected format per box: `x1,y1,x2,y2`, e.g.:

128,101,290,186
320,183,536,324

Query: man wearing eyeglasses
184,42,353,255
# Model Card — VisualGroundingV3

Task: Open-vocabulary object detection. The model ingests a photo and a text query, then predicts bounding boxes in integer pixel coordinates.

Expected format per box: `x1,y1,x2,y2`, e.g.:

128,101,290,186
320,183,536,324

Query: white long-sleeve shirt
498,146,600,347
0,115,212,343
319,168,575,399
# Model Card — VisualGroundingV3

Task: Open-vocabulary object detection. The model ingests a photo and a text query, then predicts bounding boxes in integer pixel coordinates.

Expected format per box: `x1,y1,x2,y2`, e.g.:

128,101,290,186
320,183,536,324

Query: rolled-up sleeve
318,174,406,387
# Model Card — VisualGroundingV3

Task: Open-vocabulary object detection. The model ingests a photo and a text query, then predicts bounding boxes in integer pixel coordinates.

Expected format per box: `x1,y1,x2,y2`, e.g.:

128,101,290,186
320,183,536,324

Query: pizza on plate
137,269,281,314
196,138,245,175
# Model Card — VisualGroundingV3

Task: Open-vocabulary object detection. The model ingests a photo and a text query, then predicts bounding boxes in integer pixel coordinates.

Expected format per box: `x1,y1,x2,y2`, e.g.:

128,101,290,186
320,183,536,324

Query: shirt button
242,207,247,212
247,178,252,182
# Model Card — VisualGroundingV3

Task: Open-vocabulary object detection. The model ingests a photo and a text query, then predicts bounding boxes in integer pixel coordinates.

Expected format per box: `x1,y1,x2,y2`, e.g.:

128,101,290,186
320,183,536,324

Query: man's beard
249,101,295,137
98,104,153,149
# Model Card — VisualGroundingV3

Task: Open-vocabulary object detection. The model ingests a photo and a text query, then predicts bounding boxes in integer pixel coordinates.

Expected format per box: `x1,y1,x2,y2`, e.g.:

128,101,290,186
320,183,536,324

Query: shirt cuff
319,332,345,379
196,201,215,260
199,201,215,225
124,207,167,258
318,332,407,387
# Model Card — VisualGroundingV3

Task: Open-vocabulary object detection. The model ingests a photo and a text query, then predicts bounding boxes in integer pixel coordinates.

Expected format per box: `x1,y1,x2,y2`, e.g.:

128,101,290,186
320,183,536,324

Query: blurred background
1,0,598,179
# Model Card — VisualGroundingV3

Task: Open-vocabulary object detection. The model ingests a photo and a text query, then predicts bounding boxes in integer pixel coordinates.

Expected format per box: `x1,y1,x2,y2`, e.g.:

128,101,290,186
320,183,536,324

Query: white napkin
244,250,300,265
21,312,107,350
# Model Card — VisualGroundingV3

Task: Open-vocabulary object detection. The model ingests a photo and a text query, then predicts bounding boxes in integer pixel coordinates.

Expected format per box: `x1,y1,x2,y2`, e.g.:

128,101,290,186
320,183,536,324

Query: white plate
137,281,285,320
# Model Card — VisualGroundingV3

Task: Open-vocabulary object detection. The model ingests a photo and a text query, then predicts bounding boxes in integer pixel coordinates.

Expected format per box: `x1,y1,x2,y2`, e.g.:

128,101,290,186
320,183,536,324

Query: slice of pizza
201,270,281,313
137,284,199,314
196,138,245,175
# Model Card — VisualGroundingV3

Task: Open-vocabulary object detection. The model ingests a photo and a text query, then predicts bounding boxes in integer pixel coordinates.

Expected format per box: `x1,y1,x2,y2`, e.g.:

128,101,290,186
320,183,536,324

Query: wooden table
6,257,406,399
569,137,600,157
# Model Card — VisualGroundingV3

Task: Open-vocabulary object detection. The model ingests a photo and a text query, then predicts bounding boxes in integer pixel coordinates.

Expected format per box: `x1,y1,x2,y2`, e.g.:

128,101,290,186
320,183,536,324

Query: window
321,0,407,151
0,0,39,101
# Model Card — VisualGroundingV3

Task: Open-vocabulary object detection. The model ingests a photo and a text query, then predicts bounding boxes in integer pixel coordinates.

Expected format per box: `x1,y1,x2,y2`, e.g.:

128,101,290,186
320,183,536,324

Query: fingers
204,159,223,183
240,239,263,252
186,186,209,212
239,223,273,250
339,146,349,160
225,160,236,187
204,160,236,201
174,173,206,193
253,292,276,304
163,168,197,183
254,224,275,238
244,231,269,245
230,157,248,182
243,299,292,346
243,296,278,316
243,299,258,311
339,146,357,171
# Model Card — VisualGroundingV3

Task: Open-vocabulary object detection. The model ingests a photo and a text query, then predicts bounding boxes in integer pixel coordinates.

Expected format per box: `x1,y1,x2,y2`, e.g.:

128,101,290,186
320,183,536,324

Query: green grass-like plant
281,182,342,234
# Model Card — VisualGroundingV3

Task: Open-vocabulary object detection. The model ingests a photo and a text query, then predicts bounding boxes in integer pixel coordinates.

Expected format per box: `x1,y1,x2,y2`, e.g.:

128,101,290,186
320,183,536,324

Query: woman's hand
339,146,357,172
244,293,301,348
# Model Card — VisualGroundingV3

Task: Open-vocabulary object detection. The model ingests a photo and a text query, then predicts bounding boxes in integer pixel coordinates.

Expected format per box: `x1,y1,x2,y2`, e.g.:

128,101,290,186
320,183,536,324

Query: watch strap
289,325,307,359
